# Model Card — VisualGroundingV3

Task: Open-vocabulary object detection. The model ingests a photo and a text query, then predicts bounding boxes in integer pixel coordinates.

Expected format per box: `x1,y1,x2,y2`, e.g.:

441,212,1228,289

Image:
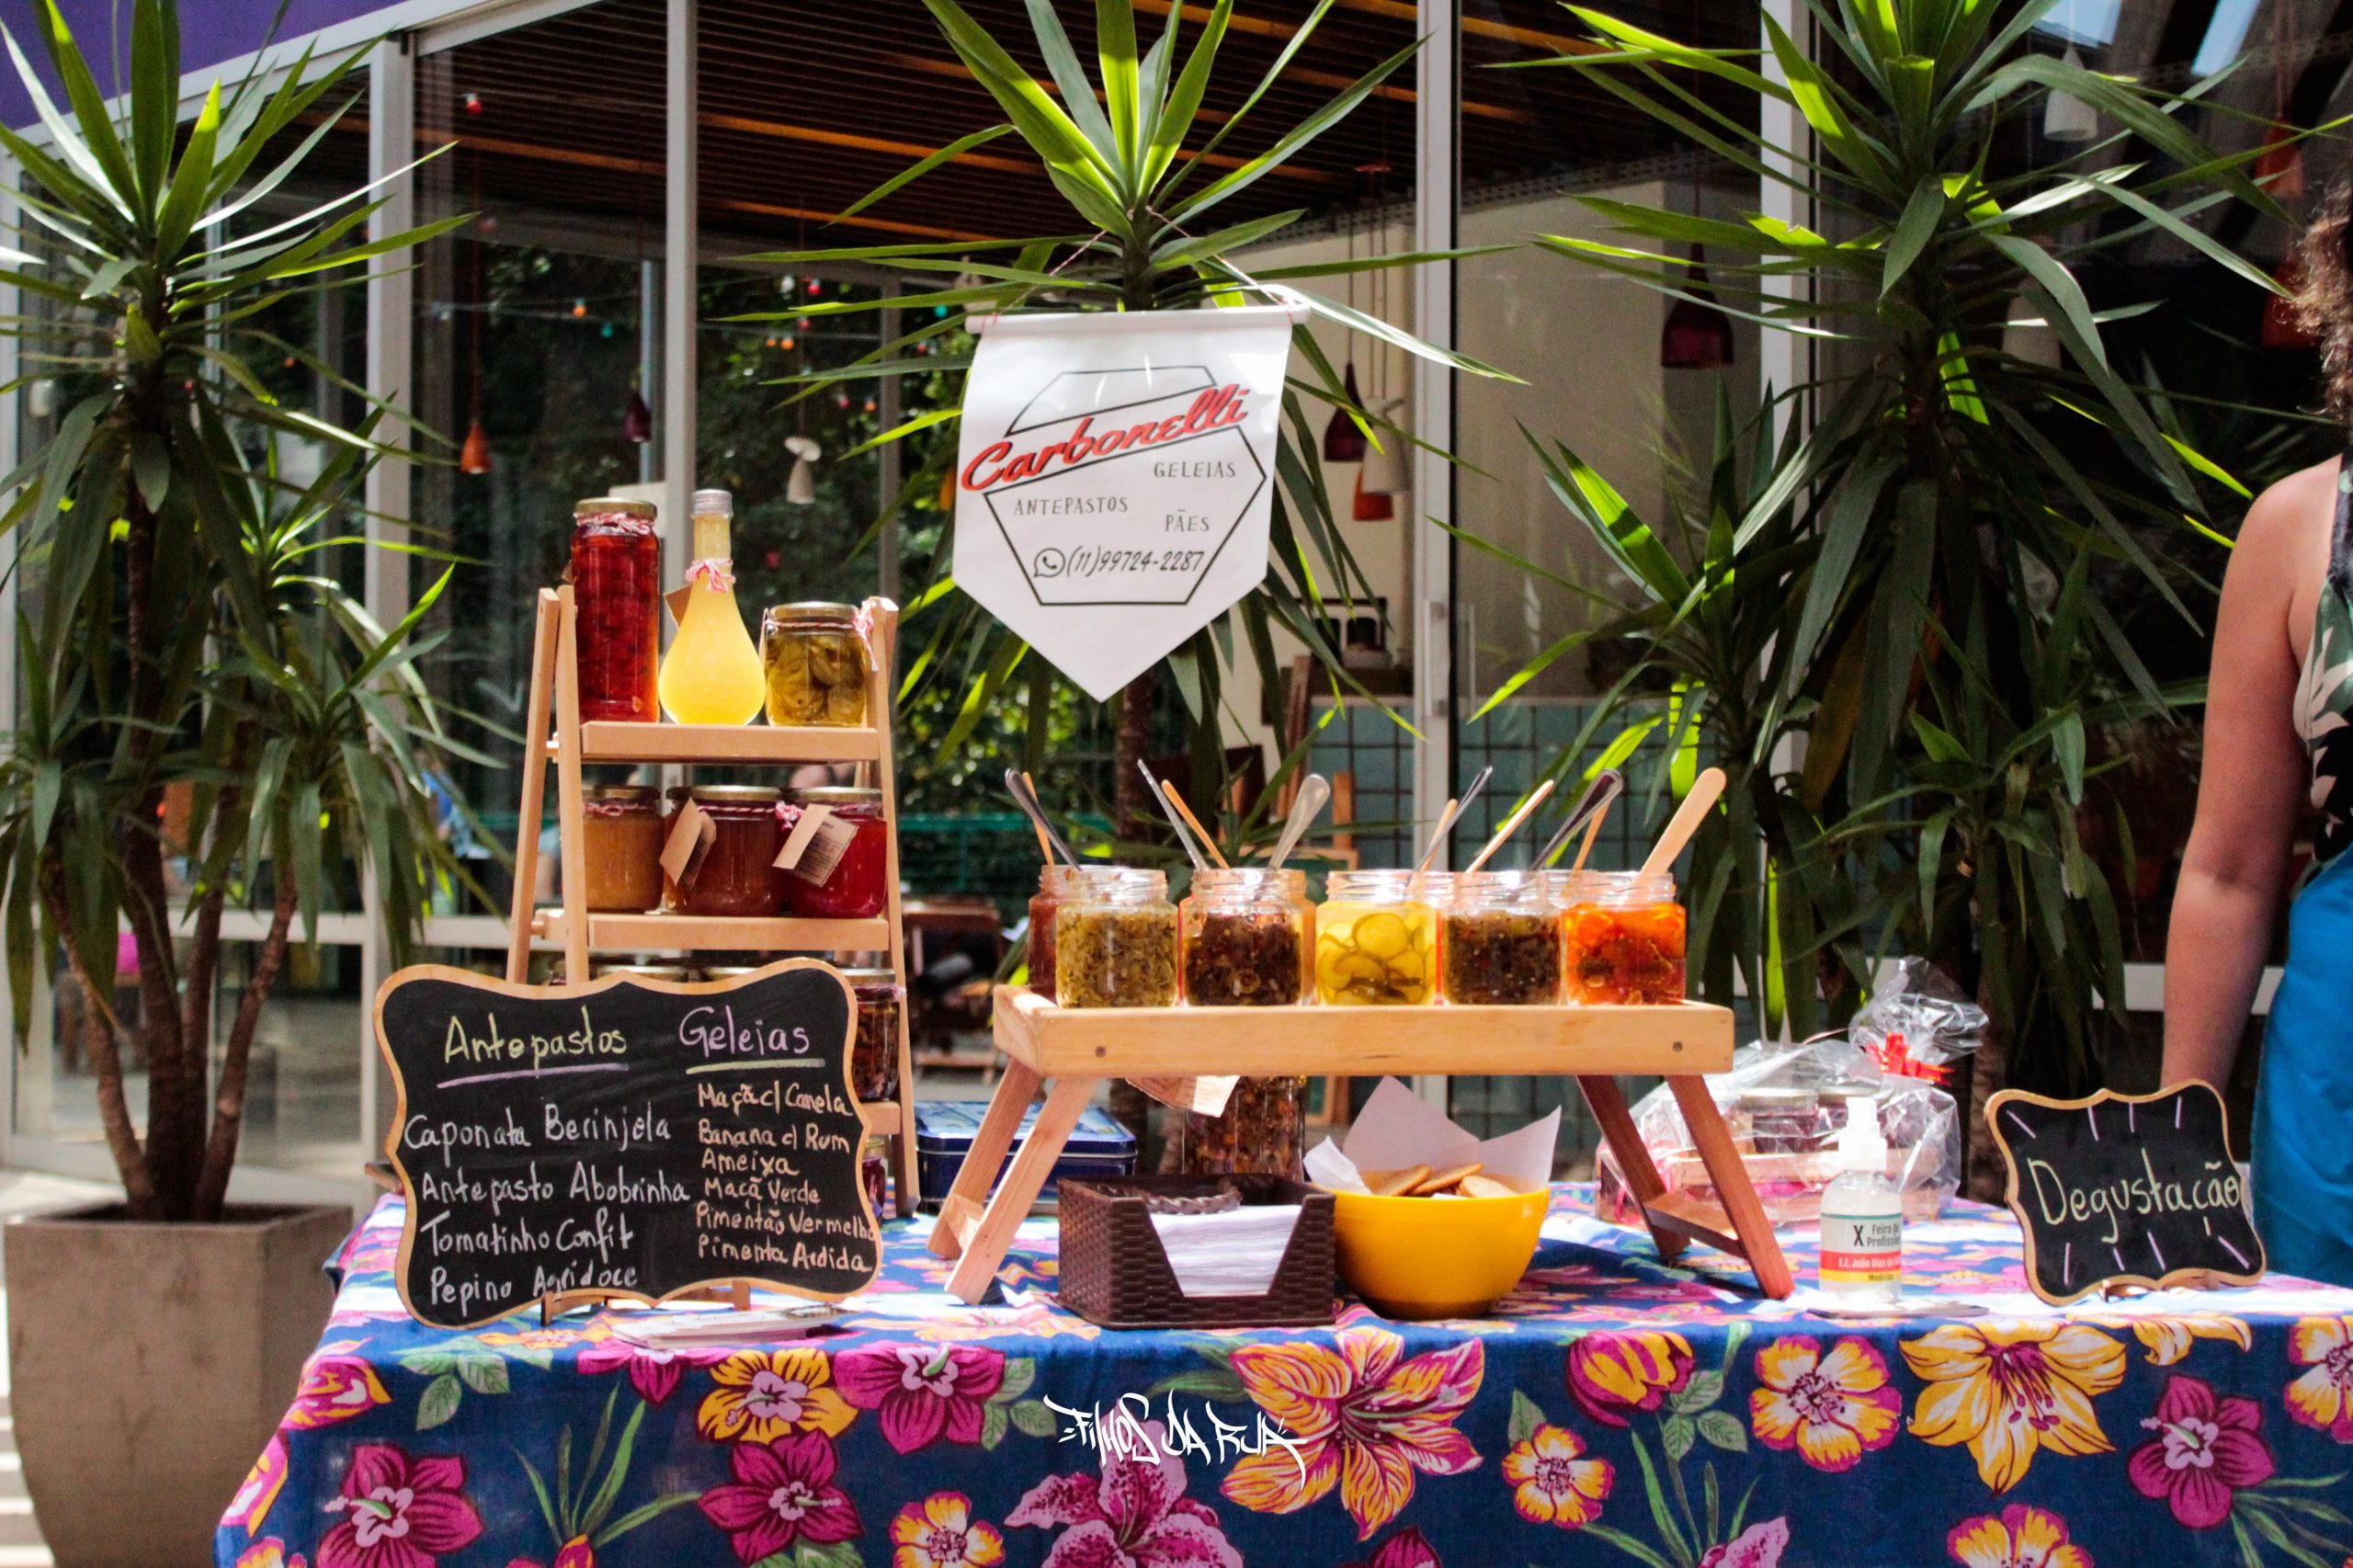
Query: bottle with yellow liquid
657,488,765,725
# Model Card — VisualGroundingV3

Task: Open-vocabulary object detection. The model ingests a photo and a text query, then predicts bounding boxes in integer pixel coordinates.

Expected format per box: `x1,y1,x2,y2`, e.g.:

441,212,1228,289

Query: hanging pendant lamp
2002,293,2064,369
1351,469,1393,522
786,436,822,505
621,387,653,445
1323,363,1370,463
1360,400,1411,495
1661,244,1735,369
460,419,492,475
2257,122,2308,200
2044,46,2098,142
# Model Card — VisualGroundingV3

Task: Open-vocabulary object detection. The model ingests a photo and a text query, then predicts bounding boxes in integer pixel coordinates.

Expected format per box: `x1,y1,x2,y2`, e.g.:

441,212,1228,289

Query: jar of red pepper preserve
779,787,890,919
568,496,662,722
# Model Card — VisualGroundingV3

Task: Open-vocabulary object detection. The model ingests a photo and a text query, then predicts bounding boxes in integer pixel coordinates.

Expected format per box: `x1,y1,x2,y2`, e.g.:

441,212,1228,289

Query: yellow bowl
1325,1184,1548,1320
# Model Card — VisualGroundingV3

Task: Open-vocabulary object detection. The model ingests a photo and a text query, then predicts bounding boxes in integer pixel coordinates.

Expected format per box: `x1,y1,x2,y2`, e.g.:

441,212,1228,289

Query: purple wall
0,0,398,131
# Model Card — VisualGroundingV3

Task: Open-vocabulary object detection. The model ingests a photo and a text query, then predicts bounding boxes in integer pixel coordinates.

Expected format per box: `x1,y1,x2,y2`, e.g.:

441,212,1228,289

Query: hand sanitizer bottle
1819,1096,1901,1305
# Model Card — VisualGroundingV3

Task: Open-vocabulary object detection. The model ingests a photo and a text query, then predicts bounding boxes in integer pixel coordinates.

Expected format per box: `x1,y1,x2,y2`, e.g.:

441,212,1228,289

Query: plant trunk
192,869,298,1221
40,867,159,1219
1963,969,2012,1202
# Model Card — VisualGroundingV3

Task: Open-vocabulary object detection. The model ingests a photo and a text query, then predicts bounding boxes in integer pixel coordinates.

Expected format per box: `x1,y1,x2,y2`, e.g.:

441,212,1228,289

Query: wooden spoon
1639,766,1727,877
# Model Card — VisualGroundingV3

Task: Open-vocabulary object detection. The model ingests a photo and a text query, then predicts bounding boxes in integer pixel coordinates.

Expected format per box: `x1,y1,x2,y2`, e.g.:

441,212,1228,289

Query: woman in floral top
2169,176,2353,1286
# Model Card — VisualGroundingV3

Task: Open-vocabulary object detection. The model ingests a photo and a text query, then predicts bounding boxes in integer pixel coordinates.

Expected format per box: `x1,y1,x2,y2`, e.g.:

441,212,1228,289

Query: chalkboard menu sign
374,960,881,1328
1984,1084,2264,1306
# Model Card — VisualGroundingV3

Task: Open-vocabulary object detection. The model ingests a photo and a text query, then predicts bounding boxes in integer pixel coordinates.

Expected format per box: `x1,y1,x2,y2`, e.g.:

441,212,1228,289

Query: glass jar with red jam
1027,864,1085,995
568,497,663,723
1560,869,1686,1005
779,787,890,919
843,966,903,1101
660,786,788,918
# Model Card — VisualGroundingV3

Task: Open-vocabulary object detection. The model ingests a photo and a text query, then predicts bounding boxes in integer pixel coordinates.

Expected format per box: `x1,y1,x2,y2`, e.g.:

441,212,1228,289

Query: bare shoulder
2238,454,2340,665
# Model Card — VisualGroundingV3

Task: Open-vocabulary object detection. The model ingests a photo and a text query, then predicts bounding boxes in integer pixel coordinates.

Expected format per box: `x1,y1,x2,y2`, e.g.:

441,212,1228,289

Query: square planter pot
6,1202,350,1568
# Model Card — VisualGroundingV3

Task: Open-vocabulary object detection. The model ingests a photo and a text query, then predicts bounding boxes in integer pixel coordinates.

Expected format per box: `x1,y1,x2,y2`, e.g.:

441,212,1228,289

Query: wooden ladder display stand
506,585,921,1312
928,987,1795,1305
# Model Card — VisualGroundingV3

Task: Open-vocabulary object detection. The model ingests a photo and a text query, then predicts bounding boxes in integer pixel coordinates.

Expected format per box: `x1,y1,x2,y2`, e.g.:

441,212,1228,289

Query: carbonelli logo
963,366,1268,611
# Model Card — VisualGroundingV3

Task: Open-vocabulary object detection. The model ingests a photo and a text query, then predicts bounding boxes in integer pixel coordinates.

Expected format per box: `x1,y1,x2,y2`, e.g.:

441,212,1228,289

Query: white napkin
1150,1204,1303,1296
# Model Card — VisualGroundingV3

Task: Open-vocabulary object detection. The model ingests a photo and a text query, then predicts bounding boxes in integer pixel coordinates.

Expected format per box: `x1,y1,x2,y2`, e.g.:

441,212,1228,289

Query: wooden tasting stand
928,987,1795,1305
506,585,920,1314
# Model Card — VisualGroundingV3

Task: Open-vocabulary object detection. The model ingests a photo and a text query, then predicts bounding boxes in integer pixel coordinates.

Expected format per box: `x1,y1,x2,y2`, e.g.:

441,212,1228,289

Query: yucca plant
1495,0,2300,1175
733,0,1510,842
0,0,478,1221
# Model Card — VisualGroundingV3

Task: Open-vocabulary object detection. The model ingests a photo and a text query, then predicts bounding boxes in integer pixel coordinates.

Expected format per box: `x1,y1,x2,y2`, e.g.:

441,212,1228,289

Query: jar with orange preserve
567,497,662,722
1560,869,1686,1005
842,967,903,1101
778,787,890,919
579,785,665,912
660,786,788,917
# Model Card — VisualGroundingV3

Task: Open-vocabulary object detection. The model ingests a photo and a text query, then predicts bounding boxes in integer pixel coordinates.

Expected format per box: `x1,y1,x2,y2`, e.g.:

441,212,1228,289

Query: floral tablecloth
217,1187,2353,1568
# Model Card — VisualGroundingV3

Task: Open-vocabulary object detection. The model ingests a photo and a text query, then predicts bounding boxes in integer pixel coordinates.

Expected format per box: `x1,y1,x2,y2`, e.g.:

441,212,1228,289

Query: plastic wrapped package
1594,1034,1961,1227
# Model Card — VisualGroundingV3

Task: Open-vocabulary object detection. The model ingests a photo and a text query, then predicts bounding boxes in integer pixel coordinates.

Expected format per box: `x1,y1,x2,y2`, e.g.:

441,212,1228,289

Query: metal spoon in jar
1003,767,1080,868
1536,768,1626,869
1264,773,1332,871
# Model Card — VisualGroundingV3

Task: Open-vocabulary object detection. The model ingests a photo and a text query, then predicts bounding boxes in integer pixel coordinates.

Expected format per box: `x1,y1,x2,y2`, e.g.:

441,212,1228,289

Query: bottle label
1820,1212,1902,1287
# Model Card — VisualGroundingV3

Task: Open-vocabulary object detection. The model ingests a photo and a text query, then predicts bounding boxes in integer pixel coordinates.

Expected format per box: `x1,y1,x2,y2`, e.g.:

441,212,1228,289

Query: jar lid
585,784,661,802
691,487,733,516
668,785,785,802
766,601,860,623
839,967,897,984
594,963,693,981
789,787,883,805
574,496,656,519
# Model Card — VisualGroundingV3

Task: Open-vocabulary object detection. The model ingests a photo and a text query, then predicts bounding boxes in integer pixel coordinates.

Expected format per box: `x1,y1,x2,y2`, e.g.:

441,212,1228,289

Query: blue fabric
216,1190,2353,1568
2257,850,2353,1287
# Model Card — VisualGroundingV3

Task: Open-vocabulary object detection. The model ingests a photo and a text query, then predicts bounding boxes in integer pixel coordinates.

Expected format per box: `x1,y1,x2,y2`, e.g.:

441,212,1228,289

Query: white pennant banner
950,303,1297,701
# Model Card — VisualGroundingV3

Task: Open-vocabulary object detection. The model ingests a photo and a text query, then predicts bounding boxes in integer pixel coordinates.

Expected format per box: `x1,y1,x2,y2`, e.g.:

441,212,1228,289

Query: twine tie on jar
685,557,734,591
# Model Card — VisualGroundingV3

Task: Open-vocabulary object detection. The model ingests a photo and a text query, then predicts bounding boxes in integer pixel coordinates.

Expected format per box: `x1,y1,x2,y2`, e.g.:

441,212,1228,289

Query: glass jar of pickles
1027,864,1086,995
843,967,903,1101
579,784,665,912
761,602,870,727
778,787,890,919
1054,868,1177,1008
1181,1076,1308,1179
1180,868,1309,1006
568,497,662,723
1316,869,1438,1006
1443,870,1562,1005
661,786,788,917
1561,869,1687,1005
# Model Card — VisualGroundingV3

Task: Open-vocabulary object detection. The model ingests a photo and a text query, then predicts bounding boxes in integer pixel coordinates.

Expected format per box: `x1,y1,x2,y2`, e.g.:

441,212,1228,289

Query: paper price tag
1132,1074,1239,1117
660,798,714,888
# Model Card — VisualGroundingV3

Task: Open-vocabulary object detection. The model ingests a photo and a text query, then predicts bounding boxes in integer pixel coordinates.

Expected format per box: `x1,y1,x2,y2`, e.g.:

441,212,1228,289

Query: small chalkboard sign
374,960,881,1328
1984,1083,2264,1306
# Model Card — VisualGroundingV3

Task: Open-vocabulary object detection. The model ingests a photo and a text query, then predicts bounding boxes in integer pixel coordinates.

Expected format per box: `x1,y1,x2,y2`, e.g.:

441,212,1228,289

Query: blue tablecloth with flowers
216,1187,2353,1568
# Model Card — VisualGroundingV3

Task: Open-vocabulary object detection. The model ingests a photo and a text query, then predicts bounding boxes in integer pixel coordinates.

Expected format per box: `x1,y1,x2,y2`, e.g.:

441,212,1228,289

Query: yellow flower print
1902,1320,2124,1492
2082,1312,2250,1367
890,1491,1006,1568
1502,1423,1612,1528
1944,1504,2092,1568
1748,1335,1900,1472
697,1347,857,1443
2285,1316,2353,1443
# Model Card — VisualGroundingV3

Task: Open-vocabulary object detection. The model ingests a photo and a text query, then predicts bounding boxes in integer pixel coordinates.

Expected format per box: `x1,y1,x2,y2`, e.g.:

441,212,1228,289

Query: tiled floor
0,1169,123,1566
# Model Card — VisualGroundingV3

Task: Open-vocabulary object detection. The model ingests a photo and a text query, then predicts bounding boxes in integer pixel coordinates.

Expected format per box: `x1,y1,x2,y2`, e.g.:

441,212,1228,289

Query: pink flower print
698,1432,860,1564
318,1446,484,1568
234,1541,309,1568
1565,1330,1693,1427
288,1353,391,1430
1699,1517,1789,1567
1009,1418,1243,1567
834,1343,1006,1454
574,1320,724,1406
223,1435,289,1533
1343,1528,1441,1568
2127,1375,2274,1528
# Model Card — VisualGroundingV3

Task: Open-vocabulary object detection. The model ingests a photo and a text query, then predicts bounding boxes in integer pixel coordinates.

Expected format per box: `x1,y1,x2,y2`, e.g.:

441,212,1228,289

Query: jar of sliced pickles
1027,864,1086,995
1054,868,1177,1008
1181,1076,1308,1179
1561,869,1686,1005
1443,870,1562,1005
1316,869,1437,1006
761,602,870,727
1181,868,1309,1006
